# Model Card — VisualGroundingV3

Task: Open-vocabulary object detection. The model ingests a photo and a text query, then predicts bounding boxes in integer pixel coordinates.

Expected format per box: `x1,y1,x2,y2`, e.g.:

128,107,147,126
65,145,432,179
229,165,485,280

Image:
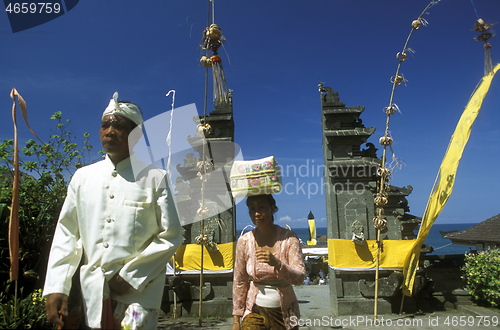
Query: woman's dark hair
246,194,279,214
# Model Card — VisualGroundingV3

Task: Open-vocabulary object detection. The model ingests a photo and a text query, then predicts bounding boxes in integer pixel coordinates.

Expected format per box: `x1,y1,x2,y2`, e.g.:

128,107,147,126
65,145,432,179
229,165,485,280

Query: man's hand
45,293,68,327
109,273,133,295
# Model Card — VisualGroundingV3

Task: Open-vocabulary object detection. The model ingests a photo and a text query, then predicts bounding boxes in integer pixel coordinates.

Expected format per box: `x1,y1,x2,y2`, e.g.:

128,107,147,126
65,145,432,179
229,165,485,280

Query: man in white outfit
43,92,182,329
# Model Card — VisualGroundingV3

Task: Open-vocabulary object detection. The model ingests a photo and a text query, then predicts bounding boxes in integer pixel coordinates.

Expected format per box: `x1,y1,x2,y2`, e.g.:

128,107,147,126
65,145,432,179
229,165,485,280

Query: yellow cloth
402,63,500,296
173,242,235,271
327,239,415,270
307,219,317,245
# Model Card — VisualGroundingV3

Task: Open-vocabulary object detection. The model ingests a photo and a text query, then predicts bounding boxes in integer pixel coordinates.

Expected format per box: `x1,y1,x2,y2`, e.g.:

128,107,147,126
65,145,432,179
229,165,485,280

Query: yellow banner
402,63,500,296
328,239,415,270
173,242,235,271
307,219,317,245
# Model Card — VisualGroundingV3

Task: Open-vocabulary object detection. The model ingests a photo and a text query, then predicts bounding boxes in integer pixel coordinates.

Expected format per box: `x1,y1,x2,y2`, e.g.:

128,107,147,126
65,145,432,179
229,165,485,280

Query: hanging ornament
200,23,230,105
195,233,219,251
372,216,388,230
396,52,408,62
200,56,213,68
211,55,229,105
197,205,210,220
473,18,496,75
411,17,428,30
390,74,406,86
196,158,213,182
374,194,389,206
201,24,224,52
379,136,393,146
197,122,212,136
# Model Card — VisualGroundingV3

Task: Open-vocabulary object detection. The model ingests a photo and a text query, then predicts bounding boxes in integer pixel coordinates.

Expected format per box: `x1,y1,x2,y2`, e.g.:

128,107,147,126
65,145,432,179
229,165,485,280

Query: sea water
238,223,477,255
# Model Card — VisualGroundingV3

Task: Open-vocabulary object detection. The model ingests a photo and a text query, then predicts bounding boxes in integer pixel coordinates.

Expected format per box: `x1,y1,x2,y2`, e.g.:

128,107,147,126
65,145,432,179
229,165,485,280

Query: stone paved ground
157,285,500,329
157,316,231,329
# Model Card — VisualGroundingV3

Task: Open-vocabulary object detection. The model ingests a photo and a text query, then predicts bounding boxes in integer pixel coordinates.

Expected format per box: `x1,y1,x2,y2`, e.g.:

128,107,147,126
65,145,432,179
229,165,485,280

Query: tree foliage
0,112,97,306
0,289,50,329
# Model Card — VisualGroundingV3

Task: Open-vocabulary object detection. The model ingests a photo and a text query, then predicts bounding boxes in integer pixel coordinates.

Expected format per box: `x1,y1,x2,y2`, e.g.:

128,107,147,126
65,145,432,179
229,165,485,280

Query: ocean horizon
237,223,477,255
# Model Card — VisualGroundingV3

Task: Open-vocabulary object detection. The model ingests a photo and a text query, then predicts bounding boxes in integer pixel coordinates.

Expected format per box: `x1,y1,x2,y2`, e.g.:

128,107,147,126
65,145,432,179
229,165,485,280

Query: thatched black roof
442,214,500,246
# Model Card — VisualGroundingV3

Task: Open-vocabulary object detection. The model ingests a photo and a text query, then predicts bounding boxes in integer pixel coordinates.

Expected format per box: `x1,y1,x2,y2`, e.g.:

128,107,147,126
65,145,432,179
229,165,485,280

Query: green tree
0,112,97,327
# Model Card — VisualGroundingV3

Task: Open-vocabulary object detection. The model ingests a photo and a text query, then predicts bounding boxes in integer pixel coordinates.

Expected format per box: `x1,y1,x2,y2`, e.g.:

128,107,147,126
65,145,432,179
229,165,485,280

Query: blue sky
1,0,499,230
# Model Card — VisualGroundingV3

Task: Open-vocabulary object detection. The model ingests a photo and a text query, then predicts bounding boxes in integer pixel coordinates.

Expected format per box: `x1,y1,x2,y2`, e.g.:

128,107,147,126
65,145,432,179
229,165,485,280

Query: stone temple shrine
319,83,421,315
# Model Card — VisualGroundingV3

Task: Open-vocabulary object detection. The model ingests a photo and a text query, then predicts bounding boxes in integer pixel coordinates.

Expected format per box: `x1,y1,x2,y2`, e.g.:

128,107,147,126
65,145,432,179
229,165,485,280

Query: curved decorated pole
372,0,442,319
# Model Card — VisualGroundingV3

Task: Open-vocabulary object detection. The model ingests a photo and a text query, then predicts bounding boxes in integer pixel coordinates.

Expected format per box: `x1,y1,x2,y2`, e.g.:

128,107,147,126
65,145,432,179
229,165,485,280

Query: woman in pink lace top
232,194,306,329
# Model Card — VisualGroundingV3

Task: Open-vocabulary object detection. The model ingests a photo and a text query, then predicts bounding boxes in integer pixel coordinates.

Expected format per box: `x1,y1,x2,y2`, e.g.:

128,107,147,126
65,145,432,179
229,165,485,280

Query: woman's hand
256,247,282,269
232,315,241,330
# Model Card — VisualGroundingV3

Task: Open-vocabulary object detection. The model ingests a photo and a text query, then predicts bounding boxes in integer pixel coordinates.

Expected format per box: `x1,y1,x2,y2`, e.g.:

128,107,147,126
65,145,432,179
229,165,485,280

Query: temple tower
319,84,420,315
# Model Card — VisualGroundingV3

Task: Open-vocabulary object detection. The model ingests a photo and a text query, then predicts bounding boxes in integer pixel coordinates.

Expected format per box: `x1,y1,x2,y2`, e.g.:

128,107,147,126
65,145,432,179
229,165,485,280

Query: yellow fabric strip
173,242,235,271
402,63,500,296
307,219,317,245
327,239,415,269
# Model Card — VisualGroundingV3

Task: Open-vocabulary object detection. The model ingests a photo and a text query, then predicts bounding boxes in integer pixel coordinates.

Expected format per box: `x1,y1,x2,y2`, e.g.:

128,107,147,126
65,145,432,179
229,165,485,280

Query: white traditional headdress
102,91,143,126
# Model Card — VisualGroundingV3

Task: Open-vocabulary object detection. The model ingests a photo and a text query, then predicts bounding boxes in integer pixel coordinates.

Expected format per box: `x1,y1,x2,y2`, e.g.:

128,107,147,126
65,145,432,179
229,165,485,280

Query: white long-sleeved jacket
43,155,181,328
